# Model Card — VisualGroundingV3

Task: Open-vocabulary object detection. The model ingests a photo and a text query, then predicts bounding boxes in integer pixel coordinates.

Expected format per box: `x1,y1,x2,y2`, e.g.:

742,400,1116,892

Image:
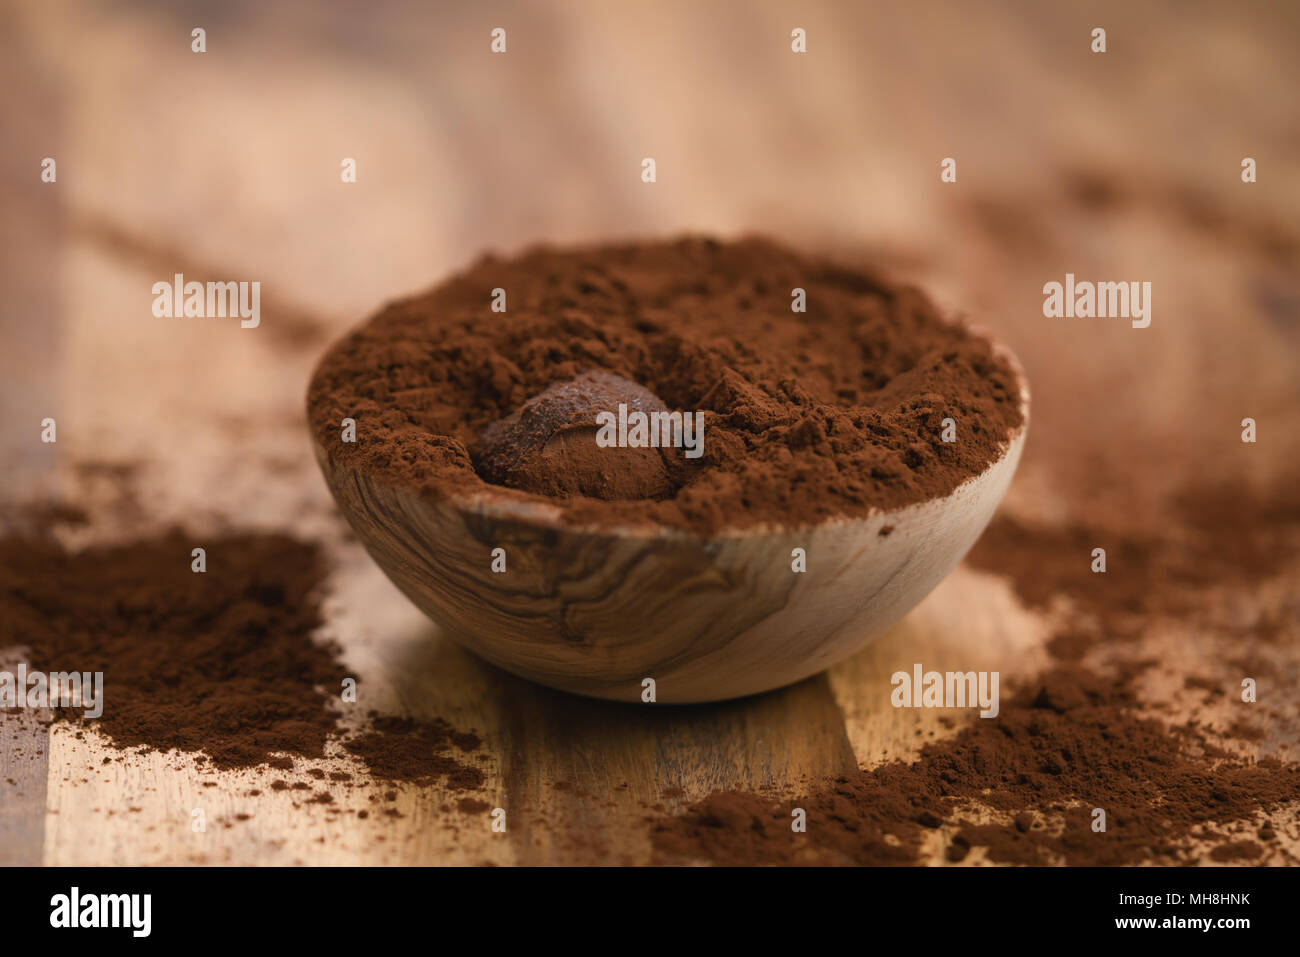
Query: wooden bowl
311,345,1028,704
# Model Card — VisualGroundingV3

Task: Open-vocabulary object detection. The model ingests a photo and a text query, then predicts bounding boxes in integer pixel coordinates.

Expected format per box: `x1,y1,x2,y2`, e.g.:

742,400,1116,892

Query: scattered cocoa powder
307,236,1024,533
1,524,487,799
1228,720,1266,742
345,714,485,791
651,475,1300,865
1,529,345,768
966,478,1300,636
1209,841,1265,862
653,668,1298,866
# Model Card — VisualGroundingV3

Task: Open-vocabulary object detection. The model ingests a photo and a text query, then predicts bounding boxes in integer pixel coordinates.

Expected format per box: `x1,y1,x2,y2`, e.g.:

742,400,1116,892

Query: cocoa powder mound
1,529,346,768
307,236,1025,532
1,526,488,794
650,475,1300,865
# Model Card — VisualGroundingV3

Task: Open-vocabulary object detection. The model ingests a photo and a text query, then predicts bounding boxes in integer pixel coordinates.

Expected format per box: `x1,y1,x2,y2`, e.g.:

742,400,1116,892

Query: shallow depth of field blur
2,0,1297,530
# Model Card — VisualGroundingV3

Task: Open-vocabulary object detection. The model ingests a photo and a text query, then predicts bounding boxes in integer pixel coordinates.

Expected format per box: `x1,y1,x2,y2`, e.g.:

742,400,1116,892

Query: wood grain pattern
310,405,1026,703
0,651,49,867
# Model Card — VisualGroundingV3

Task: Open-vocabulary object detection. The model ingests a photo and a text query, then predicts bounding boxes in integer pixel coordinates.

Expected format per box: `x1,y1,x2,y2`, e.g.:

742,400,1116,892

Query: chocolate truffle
476,370,673,500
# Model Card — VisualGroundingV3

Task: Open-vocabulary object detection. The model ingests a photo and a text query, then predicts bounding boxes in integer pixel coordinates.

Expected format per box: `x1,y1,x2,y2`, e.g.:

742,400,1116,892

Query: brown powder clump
650,475,1300,865
307,236,1025,533
346,714,485,791
653,668,1299,866
2,525,491,800
651,774,928,866
1,529,346,769
966,478,1300,633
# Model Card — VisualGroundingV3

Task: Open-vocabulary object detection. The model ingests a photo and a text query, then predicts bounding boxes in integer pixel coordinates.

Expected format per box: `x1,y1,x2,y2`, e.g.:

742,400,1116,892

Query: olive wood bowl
311,344,1028,703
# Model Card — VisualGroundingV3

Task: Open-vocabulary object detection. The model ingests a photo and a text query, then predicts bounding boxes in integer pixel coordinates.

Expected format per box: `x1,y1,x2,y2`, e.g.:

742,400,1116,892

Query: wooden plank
0,651,49,866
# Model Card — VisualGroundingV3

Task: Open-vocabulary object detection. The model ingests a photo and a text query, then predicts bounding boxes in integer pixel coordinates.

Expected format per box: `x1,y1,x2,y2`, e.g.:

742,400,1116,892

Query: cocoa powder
653,664,1298,866
0,524,484,792
2,528,345,768
650,474,1300,865
307,236,1024,532
345,714,484,790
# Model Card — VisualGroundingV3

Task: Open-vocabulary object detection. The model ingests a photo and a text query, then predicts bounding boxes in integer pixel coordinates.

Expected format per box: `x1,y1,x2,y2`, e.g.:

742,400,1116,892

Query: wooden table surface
2,0,1297,865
